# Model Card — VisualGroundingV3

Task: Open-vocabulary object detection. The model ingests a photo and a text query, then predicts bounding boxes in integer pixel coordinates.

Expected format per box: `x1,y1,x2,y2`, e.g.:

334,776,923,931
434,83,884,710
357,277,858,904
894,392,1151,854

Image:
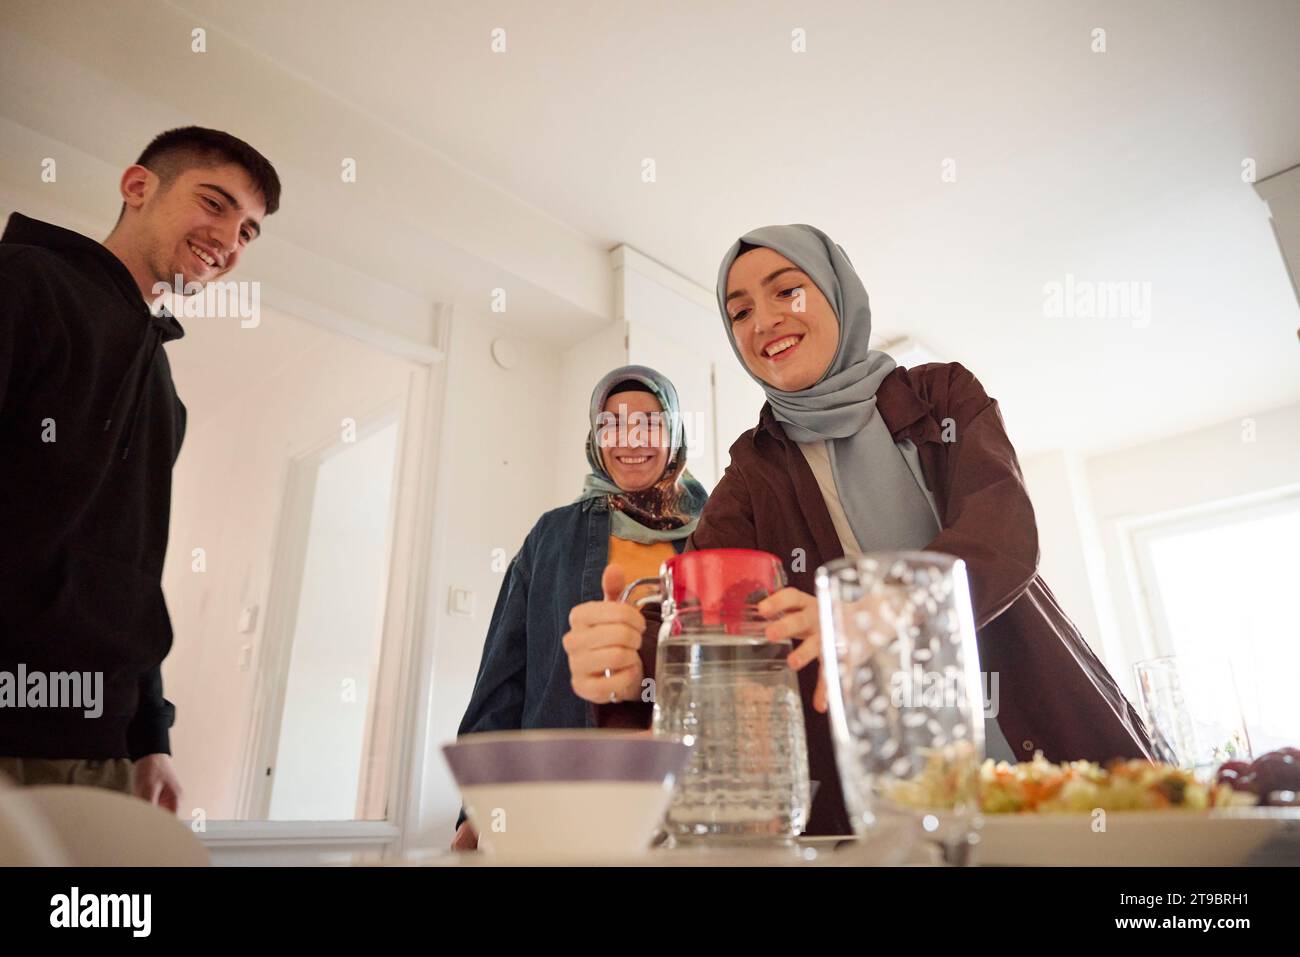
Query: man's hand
451,820,479,852
133,753,182,814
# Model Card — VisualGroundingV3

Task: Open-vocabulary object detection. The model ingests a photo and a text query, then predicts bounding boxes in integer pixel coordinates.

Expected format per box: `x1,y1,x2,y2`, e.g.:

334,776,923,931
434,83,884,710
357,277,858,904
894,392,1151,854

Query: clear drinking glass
817,552,986,865
1133,655,1253,771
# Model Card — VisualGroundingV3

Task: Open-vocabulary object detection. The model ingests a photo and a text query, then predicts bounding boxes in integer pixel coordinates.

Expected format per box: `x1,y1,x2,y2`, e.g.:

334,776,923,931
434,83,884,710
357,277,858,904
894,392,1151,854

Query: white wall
555,320,628,503
1088,401,1300,523
1020,450,1128,681
412,311,566,849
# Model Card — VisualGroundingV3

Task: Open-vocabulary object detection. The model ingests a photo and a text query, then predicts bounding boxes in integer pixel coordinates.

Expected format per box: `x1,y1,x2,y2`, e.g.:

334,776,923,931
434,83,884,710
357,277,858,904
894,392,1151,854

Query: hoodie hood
2,213,185,459
1,212,185,342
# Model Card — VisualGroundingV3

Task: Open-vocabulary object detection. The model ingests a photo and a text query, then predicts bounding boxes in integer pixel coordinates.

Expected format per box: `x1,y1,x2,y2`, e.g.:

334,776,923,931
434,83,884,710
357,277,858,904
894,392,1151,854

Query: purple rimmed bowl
442,730,691,861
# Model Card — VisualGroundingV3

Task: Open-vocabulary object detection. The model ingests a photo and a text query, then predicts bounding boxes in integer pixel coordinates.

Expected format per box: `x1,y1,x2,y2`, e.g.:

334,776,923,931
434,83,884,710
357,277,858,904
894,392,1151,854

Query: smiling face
599,390,671,492
117,162,266,293
724,246,840,392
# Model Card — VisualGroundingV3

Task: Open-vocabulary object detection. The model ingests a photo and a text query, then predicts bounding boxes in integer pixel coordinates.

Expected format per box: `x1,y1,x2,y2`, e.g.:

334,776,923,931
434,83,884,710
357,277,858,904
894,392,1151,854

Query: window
1130,490,1300,758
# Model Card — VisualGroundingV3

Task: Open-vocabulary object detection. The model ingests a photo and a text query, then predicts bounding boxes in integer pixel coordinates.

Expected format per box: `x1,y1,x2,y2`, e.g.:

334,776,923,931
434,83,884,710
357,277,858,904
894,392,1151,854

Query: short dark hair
607,379,657,396
126,125,281,217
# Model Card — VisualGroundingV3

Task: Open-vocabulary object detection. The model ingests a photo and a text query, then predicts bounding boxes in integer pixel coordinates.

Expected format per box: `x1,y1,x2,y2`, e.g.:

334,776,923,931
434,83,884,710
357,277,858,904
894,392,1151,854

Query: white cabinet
712,362,765,477
617,247,766,492
554,246,768,499
627,322,719,487
1254,164,1300,313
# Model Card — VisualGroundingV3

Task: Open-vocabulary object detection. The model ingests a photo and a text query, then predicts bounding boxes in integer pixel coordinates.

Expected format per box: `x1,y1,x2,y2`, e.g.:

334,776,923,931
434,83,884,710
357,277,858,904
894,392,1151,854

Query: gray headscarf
715,224,940,553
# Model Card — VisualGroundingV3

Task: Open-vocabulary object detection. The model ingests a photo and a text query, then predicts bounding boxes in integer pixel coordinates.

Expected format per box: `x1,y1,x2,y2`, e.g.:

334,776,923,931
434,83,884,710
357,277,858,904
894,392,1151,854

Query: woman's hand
562,565,646,704
757,587,828,713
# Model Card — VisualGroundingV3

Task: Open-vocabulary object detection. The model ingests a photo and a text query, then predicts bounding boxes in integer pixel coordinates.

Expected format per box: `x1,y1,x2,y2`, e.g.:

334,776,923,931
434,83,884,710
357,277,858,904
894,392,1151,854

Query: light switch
238,604,259,634
448,587,475,617
238,644,253,671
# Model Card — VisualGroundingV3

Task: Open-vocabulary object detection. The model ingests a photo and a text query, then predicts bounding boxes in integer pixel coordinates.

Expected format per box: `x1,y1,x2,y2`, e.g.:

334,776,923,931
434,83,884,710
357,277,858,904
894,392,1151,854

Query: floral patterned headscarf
578,365,708,544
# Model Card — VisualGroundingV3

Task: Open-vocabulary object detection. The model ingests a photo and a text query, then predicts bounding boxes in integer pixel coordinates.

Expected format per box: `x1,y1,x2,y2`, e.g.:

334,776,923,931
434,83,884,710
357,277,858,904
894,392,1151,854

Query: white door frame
237,400,404,820
203,299,451,863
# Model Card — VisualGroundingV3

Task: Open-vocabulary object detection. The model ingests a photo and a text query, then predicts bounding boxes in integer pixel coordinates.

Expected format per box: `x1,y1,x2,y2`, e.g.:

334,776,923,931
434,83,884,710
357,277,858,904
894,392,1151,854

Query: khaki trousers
0,757,134,794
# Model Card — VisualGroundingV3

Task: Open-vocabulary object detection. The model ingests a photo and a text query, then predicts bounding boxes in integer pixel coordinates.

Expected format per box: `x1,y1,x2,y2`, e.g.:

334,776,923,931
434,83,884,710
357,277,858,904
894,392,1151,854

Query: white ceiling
10,0,1300,456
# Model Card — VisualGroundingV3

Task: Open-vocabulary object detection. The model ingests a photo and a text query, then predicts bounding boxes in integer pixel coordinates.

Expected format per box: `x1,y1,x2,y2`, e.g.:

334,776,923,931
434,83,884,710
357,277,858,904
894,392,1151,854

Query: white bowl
443,730,691,862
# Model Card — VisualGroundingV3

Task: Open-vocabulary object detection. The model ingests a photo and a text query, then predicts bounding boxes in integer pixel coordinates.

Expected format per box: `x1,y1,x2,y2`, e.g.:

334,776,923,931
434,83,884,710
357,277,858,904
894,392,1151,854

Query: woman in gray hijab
677,223,1155,836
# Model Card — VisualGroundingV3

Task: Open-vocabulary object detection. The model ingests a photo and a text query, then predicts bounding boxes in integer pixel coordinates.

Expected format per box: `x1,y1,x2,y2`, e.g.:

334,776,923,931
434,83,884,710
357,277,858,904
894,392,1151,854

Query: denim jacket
456,496,685,738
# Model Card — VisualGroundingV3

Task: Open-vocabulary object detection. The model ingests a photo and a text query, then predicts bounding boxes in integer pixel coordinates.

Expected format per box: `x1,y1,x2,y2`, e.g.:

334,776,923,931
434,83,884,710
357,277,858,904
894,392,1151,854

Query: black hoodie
0,213,185,760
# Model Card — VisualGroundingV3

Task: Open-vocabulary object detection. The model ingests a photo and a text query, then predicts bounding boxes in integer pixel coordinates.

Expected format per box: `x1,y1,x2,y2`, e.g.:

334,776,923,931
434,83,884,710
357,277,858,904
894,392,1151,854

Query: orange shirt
607,536,674,602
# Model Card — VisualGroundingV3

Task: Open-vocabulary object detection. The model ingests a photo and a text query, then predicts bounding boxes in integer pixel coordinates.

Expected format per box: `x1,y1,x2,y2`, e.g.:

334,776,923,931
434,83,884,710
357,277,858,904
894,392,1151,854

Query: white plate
972,807,1300,866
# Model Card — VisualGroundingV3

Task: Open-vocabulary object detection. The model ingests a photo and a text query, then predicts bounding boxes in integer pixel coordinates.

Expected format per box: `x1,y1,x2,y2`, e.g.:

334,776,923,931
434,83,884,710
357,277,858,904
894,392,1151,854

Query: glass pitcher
620,548,811,846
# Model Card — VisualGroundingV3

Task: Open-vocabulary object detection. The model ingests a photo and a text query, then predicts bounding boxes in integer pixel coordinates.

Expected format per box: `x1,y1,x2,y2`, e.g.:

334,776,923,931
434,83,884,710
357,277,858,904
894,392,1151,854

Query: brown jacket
600,361,1155,835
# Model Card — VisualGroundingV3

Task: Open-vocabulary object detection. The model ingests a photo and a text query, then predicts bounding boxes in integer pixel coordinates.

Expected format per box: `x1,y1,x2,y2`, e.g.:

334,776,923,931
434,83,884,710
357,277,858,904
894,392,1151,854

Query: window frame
1120,485,1300,726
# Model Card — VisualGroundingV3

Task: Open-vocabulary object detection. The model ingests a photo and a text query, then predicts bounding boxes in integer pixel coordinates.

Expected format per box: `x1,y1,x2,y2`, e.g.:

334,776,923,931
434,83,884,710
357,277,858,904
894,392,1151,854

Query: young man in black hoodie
0,127,280,812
